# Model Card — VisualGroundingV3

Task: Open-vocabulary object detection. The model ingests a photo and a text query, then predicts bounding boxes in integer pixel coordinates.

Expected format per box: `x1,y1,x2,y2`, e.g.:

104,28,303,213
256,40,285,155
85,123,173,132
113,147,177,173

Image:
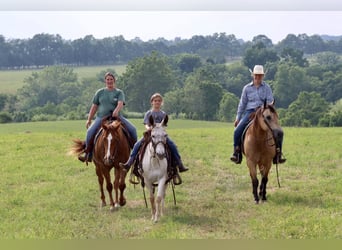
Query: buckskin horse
243,100,283,204
70,117,130,211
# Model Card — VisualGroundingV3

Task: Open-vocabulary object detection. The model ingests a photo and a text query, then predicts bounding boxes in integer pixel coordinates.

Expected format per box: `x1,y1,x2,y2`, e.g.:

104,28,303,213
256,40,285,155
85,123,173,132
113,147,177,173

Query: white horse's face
151,124,167,159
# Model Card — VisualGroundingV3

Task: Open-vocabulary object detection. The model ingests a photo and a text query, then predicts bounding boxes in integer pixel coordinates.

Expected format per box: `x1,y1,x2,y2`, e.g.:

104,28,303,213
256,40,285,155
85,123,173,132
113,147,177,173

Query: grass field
0,119,341,239
0,65,126,94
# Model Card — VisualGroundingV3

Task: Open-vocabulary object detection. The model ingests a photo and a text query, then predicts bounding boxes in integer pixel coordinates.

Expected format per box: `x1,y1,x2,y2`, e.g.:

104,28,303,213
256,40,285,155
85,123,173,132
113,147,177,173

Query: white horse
141,115,169,223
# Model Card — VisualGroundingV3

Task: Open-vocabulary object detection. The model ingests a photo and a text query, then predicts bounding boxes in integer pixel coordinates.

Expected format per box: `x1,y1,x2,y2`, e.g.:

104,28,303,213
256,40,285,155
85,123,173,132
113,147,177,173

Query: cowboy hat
252,65,264,75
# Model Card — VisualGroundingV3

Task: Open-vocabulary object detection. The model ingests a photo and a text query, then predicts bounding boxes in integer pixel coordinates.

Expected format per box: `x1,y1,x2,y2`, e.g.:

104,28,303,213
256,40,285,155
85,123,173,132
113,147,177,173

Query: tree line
1,33,342,69
0,33,342,126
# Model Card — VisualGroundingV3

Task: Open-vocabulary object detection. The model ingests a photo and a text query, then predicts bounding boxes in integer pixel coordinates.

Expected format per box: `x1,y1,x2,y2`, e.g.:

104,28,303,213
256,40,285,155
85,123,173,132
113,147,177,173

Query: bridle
258,106,277,147
150,139,167,159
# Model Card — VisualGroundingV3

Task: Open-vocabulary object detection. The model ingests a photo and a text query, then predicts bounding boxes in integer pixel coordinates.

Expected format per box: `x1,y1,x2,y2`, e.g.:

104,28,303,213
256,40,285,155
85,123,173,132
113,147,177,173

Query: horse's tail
68,139,86,156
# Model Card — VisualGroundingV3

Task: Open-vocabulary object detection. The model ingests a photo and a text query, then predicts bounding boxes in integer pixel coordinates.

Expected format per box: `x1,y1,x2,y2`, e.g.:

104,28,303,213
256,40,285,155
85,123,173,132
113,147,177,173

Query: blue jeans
129,136,181,163
233,109,255,148
86,115,137,151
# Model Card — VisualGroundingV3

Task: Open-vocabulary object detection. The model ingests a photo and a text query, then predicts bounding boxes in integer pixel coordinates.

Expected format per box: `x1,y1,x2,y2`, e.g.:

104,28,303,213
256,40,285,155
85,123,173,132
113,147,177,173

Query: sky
1,1,342,43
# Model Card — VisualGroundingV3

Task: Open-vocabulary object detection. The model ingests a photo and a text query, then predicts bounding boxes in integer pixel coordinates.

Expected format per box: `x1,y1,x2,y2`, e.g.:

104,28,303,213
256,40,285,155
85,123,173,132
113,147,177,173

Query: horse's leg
113,168,119,209
248,162,259,204
147,183,156,222
155,179,167,221
118,169,127,206
95,166,106,207
103,169,115,211
259,165,270,202
260,176,268,201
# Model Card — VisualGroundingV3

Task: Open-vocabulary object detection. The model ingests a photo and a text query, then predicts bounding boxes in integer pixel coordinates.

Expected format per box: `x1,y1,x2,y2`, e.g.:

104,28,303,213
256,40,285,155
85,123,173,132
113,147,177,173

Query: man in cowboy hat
230,65,286,164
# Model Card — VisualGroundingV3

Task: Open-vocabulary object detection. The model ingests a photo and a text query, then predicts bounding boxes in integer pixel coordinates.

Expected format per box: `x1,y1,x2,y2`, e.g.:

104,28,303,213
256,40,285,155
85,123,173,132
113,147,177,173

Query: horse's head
149,115,168,160
101,119,121,166
255,101,283,140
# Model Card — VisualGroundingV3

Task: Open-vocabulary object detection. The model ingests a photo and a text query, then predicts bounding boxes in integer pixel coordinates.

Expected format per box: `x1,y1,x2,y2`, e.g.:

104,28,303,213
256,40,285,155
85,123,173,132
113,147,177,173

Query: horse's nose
273,128,284,141
104,157,113,166
156,152,166,160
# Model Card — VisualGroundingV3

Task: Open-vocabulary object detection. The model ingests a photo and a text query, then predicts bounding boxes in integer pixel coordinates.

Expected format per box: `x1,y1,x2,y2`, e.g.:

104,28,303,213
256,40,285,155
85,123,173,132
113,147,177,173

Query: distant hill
320,35,342,41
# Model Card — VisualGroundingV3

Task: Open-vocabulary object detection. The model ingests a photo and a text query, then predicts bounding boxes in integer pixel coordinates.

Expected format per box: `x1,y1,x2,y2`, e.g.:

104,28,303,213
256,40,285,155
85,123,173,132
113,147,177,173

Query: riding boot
177,159,189,172
78,153,92,163
230,146,242,164
78,146,93,163
119,156,135,172
273,148,286,164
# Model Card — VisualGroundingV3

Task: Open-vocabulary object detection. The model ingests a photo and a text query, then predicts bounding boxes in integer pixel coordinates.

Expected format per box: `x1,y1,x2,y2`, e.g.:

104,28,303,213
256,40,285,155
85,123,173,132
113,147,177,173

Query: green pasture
0,65,126,94
0,119,341,239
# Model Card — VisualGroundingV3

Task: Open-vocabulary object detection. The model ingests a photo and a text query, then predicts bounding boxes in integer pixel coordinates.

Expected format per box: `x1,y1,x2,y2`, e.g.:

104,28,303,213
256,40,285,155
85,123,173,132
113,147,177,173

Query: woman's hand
86,120,92,129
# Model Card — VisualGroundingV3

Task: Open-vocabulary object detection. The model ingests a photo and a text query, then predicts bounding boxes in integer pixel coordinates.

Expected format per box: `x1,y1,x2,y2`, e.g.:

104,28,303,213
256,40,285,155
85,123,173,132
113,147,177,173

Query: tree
243,42,279,70
280,47,308,67
282,91,329,126
252,35,274,48
16,66,78,113
218,92,239,122
0,93,7,111
273,63,312,108
176,53,202,73
314,52,341,66
120,51,175,112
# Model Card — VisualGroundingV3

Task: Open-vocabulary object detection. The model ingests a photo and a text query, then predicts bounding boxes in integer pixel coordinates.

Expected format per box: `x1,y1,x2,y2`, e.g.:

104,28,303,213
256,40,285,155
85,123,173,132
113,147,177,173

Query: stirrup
129,172,140,185
172,174,182,185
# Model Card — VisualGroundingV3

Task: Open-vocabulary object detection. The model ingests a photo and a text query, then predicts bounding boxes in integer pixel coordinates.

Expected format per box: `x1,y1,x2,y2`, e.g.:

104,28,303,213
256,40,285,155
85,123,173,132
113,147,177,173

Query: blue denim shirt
236,81,274,120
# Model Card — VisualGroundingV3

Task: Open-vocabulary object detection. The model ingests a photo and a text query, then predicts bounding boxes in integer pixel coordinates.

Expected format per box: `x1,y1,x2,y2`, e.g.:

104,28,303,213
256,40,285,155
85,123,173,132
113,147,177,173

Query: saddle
120,123,137,149
88,118,134,156
130,130,180,187
240,120,254,155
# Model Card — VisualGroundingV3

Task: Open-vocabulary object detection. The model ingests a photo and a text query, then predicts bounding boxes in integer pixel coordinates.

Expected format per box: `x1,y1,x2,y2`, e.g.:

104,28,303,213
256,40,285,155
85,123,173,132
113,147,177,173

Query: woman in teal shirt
78,72,137,162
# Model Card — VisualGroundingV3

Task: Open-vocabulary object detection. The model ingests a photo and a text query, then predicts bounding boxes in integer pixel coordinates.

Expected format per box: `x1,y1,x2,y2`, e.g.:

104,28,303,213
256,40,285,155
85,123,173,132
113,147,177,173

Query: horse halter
150,138,167,159
149,127,167,160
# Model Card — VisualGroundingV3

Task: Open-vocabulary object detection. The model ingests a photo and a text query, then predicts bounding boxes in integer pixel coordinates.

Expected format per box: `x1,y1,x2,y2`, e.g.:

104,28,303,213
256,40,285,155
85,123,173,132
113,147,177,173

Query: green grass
0,65,126,94
0,120,341,239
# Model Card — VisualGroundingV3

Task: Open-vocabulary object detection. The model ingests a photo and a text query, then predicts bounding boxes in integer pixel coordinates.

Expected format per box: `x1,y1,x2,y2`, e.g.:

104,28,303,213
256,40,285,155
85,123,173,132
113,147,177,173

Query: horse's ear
101,119,108,130
162,115,168,127
263,99,267,108
149,114,154,127
271,99,275,106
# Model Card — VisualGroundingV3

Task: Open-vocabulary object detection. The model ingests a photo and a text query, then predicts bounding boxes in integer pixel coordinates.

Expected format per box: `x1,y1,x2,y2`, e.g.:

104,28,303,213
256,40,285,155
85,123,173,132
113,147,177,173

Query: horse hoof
255,200,259,205
110,205,119,212
119,199,126,206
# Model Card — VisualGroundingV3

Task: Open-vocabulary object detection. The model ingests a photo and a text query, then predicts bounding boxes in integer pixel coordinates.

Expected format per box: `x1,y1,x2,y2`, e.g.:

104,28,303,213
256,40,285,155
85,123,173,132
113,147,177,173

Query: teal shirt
92,88,125,118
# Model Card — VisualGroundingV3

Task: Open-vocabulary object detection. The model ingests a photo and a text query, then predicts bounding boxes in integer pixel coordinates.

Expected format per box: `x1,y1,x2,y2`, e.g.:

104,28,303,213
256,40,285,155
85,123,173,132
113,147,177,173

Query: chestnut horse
70,118,130,211
243,101,283,204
